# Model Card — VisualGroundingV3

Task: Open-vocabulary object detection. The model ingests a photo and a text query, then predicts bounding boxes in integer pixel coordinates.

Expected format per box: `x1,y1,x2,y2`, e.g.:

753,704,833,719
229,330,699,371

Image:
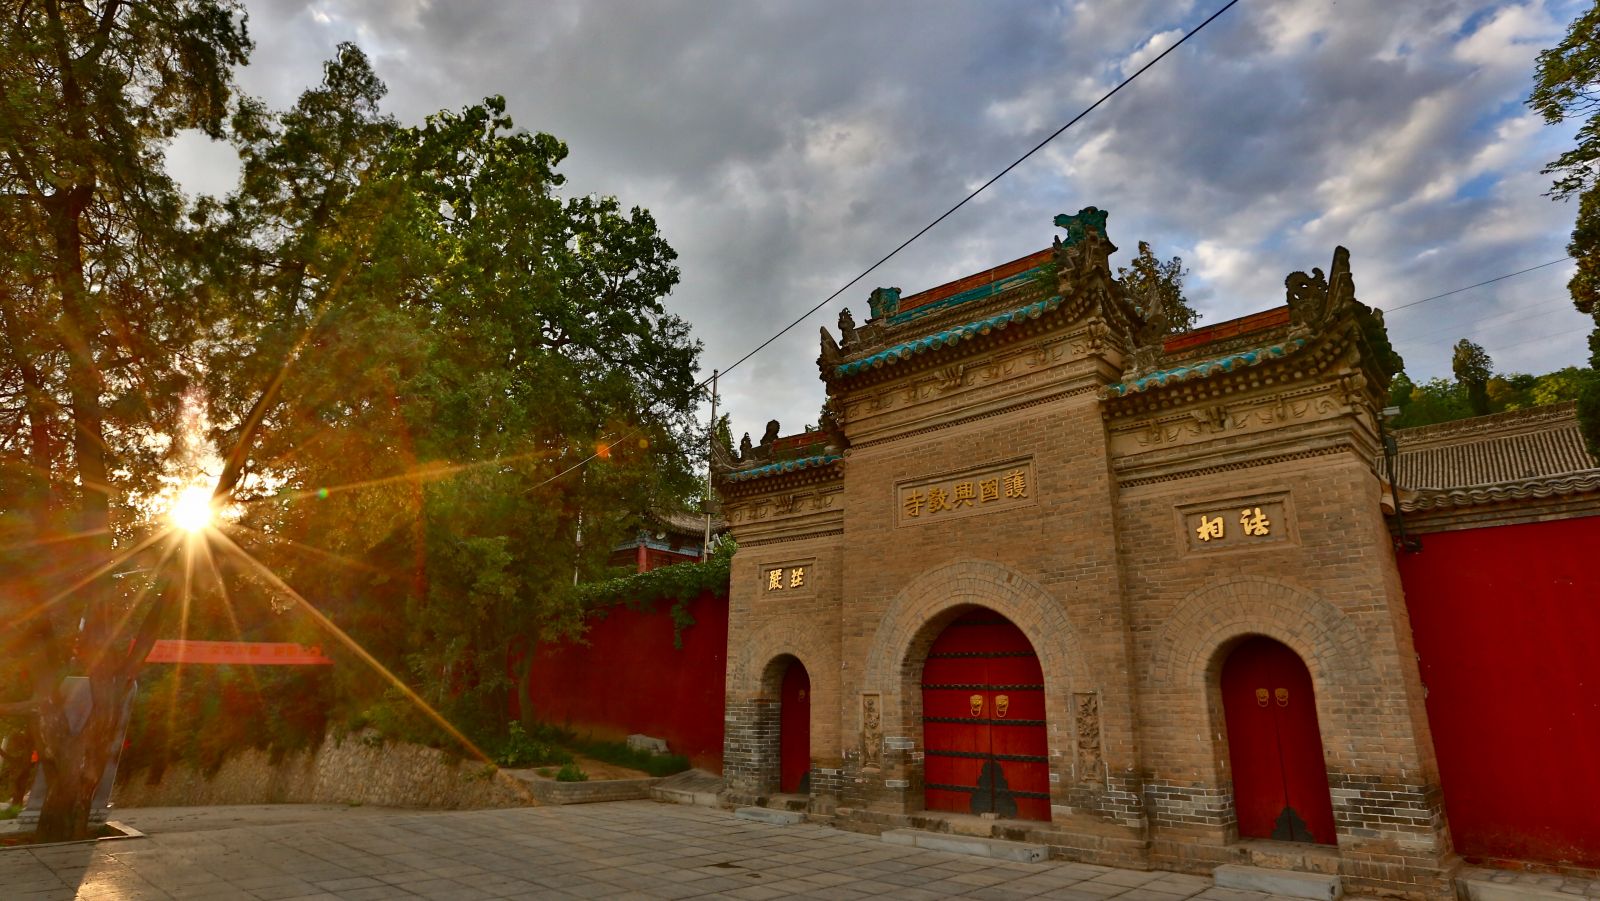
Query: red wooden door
922,611,1051,821
1221,637,1336,844
779,660,810,793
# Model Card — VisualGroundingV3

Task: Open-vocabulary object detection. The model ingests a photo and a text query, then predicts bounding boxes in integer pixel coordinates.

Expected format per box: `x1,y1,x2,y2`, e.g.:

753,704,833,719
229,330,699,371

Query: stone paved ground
0,801,1326,900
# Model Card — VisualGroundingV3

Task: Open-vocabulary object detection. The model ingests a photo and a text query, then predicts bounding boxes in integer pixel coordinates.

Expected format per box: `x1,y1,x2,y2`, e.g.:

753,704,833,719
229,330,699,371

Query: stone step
1214,864,1342,901
651,786,719,807
649,768,724,808
734,806,805,825
881,828,1047,863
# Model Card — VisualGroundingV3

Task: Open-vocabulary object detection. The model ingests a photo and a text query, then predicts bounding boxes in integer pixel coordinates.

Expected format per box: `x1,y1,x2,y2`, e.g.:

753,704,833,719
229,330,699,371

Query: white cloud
1121,28,1184,77
219,0,1590,438
163,130,242,199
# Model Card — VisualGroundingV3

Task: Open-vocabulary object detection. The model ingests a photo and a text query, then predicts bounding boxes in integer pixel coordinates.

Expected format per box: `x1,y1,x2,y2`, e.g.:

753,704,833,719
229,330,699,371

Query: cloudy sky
168,0,1594,442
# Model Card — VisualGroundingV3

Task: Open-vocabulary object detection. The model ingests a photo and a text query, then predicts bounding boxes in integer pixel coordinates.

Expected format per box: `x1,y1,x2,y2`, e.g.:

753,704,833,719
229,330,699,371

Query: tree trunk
32,674,127,842
30,135,117,846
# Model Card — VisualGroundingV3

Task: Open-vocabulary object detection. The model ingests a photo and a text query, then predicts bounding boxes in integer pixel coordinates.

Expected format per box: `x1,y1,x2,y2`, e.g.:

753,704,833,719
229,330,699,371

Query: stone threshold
1215,863,1342,900
882,827,1048,862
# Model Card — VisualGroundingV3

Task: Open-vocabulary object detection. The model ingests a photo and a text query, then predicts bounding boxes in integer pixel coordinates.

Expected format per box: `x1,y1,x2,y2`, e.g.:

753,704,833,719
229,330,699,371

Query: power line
1385,257,1570,315
528,1,1243,492
709,0,1242,383
1479,326,1589,360
1395,294,1575,345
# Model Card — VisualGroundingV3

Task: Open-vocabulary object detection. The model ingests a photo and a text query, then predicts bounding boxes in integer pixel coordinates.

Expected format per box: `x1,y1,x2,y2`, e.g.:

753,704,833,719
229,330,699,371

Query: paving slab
0,801,1353,898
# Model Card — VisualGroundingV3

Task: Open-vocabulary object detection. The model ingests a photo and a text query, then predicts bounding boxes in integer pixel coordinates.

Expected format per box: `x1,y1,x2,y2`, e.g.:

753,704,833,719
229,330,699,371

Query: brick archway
860,559,1090,809
1148,576,1376,691
724,620,835,798
1143,576,1377,839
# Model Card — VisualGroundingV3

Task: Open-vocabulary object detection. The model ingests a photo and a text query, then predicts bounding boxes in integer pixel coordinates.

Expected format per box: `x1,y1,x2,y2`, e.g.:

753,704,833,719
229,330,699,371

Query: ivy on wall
573,539,734,647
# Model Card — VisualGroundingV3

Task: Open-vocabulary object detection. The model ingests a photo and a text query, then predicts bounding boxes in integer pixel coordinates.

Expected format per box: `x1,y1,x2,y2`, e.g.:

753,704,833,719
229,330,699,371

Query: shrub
495,723,573,768
555,762,588,782
575,739,690,777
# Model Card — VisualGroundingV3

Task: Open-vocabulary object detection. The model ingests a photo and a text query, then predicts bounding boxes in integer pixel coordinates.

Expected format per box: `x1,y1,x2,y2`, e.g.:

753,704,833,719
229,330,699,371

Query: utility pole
573,467,584,585
702,370,719,562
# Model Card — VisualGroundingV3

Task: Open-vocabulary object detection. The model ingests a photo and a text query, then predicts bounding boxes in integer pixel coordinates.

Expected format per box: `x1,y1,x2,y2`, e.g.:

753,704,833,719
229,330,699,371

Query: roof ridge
1394,402,1580,449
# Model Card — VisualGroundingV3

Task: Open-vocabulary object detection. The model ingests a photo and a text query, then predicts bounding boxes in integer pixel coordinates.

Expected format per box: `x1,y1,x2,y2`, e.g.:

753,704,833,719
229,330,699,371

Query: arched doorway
922,609,1050,821
1221,636,1337,844
779,659,810,793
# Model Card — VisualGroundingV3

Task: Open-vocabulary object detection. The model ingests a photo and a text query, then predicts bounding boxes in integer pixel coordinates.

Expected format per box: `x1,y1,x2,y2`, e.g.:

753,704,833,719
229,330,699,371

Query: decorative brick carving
860,693,882,771
1073,691,1103,784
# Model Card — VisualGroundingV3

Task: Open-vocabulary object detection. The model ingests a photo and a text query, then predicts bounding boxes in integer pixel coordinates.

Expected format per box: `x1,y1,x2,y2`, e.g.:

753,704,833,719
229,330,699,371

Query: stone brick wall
721,698,778,799
112,730,530,810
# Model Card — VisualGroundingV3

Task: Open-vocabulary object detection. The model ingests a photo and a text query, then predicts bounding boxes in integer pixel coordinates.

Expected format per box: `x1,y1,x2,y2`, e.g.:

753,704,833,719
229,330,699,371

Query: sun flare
170,484,216,533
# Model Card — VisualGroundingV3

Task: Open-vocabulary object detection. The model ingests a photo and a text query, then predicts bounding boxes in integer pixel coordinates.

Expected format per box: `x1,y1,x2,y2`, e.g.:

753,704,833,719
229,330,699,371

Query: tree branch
77,0,124,68
0,698,39,717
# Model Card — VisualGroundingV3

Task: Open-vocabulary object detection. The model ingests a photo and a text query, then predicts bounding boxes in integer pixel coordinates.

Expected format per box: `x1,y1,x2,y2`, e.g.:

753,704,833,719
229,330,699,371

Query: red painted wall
513,589,728,772
1398,515,1600,869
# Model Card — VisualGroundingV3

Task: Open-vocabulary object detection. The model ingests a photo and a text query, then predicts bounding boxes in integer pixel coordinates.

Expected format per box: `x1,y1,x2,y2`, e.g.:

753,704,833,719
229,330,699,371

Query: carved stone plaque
861,693,882,770
1074,691,1103,784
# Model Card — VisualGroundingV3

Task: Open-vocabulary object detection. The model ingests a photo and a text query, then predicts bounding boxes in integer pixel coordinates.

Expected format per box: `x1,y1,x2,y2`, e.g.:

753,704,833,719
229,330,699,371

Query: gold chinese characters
1194,507,1274,542
903,468,1028,520
764,564,809,592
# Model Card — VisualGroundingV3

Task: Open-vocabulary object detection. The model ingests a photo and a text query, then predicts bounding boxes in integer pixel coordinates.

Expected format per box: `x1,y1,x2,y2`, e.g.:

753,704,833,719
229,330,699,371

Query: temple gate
714,207,1458,897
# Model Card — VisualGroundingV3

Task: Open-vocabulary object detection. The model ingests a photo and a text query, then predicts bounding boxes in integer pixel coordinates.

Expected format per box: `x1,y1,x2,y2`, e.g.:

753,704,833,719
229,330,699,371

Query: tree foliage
1388,365,1597,429
1450,339,1493,416
198,48,704,749
1531,1,1600,453
1117,241,1200,334
2,26,703,838
0,0,250,841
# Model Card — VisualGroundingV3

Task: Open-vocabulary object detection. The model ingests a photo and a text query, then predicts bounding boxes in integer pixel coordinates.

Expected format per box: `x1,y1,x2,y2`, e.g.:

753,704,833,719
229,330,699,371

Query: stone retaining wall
526,777,658,806
112,731,531,810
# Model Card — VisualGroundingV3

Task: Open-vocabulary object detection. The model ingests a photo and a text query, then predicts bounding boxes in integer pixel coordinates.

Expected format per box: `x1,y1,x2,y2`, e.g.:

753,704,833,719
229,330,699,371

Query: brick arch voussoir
1149,576,1376,691
862,558,1090,697
728,618,833,701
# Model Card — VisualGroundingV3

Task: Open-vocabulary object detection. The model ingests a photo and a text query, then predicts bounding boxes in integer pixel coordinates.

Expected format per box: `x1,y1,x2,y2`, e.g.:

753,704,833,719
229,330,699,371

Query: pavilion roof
1392,403,1600,511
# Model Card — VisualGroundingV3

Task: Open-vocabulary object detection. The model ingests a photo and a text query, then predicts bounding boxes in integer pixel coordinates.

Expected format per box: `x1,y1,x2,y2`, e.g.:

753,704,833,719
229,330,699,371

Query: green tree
1117,241,1200,334
0,0,250,841
1531,1,1600,452
1390,377,1473,429
1388,372,1416,412
1451,339,1494,416
200,51,702,747
1531,367,1598,405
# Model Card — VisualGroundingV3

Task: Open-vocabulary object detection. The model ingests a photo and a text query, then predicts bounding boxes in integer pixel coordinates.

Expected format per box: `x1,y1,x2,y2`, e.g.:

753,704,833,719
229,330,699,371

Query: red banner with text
145,640,332,665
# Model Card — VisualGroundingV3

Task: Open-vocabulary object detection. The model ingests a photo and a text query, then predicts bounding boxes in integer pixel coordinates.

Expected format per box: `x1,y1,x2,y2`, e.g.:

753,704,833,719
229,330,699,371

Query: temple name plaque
896,458,1037,527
